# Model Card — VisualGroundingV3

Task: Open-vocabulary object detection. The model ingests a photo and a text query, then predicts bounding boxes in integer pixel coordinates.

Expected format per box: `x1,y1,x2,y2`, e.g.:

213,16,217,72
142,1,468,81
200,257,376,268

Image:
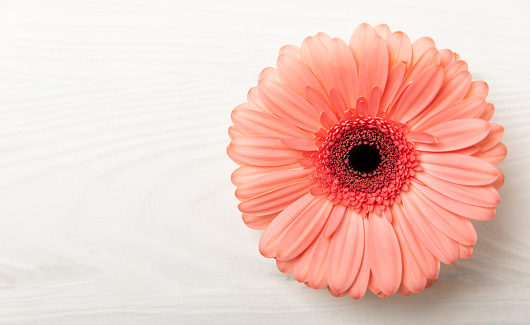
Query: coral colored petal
401,48,441,92
374,24,391,39
247,87,273,114
293,239,318,283
329,88,348,118
439,49,455,68
258,78,321,132
393,209,428,293
279,44,301,59
386,31,412,69
349,23,377,66
368,213,402,296
474,142,507,165
301,36,330,91
231,163,300,186
415,118,490,152
228,126,243,139
307,233,332,289
259,194,316,257
367,87,381,117
280,138,318,152
415,172,500,207
242,212,278,230
228,136,304,167
443,60,469,82
459,245,474,259
411,37,436,66
277,54,329,102
276,259,295,274
465,80,489,99
347,217,370,299
493,169,505,190
358,36,389,100
412,97,487,130
411,182,495,221
305,86,338,121
231,106,310,139
326,38,359,108
323,204,347,238
393,65,444,123
319,111,337,130
420,153,499,186
315,32,332,46
400,193,460,265
277,197,333,261
235,168,312,200
392,204,439,279
379,62,406,112
408,186,477,245
239,180,316,217
476,123,504,152
327,208,364,293
481,103,495,121
411,71,472,125
405,131,436,144
258,67,280,81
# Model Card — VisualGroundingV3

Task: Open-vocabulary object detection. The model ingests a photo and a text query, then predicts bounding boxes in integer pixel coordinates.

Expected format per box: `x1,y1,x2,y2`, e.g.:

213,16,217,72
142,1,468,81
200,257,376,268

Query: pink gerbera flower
227,23,506,298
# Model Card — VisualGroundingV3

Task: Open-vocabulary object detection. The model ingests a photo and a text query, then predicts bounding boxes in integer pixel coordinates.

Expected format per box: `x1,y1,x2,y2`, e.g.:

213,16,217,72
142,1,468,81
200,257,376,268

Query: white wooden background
0,0,529,324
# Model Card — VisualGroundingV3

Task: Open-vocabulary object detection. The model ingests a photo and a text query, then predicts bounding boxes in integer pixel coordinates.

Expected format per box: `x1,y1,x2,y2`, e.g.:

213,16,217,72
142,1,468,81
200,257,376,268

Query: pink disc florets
311,114,420,216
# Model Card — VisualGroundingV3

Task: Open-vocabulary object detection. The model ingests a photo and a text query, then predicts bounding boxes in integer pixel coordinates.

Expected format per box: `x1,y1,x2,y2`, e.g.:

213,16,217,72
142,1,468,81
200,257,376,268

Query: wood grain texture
0,0,529,323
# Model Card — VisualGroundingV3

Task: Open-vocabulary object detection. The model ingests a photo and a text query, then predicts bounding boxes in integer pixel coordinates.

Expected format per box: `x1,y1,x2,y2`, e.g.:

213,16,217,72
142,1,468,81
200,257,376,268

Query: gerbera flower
227,23,506,298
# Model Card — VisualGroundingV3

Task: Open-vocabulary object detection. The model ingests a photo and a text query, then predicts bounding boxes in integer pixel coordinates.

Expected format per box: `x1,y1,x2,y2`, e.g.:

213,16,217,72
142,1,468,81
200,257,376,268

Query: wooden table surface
0,0,529,323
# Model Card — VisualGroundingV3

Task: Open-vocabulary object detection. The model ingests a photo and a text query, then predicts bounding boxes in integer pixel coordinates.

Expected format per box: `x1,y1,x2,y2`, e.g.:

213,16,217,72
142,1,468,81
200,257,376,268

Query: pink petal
228,125,243,139
258,67,280,81
347,217,371,299
400,193,460,265
242,212,278,230
411,97,487,130
419,153,499,186
238,180,316,217
493,169,505,190
400,47,441,93
411,71,472,125
374,24,391,39
280,138,318,151
329,88,348,118
258,78,321,132
411,182,495,221
459,245,473,259
465,80,489,99
305,86,338,121
323,204,347,238
292,238,318,283
235,168,312,200
231,163,300,186
392,204,439,279
326,38,359,108
228,136,304,167
276,197,333,261
368,213,402,296
415,172,500,207
349,23,377,66
474,142,507,165
411,37,436,67
367,87,382,117
327,208,364,293
307,233,332,289
405,131,437,144
315,32,332,46
393,208,428,292
379,62,406,112
393,65,444,123
301,36,330,91
259,194,316,257
276,259,294,274
443,60,469,82
439,49,455,68
415,118,490,152
319,111,337,130
481,102,495,121
386,31,412,69
247,87,273,114
231,106,310,139
358,36,389,100
277,54,329,103
408,186,477,245
279,44,300,59
476,123,504,152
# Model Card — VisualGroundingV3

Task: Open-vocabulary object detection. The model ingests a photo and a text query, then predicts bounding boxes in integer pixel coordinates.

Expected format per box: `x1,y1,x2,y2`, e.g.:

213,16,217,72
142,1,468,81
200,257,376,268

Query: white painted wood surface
0,0,529,323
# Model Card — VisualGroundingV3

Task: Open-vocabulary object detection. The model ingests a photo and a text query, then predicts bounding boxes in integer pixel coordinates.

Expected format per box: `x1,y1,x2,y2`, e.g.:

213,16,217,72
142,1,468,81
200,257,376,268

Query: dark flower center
348,144,381,174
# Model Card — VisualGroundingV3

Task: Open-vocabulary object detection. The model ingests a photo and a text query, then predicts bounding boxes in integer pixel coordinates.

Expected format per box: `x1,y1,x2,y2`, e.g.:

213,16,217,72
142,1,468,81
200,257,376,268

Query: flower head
227,23,506,298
